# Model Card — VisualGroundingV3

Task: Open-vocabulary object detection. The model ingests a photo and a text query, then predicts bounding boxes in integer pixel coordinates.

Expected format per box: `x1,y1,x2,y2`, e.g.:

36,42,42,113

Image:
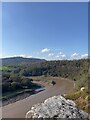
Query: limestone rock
26,95,89,119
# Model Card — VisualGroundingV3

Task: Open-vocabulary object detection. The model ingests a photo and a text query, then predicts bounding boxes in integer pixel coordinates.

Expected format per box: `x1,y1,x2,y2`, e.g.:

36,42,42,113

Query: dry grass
65,88,90,113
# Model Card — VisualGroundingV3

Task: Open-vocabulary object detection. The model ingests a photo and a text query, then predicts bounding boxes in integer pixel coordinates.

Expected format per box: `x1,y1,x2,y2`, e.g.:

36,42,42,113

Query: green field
0,66,13,70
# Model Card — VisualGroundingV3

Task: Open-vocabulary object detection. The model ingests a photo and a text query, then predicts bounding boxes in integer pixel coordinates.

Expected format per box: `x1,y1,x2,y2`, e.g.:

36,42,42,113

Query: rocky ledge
26,95,89,119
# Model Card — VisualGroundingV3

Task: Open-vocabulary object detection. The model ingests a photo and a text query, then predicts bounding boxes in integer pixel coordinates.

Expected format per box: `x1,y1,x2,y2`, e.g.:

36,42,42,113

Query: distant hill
1,57,46,66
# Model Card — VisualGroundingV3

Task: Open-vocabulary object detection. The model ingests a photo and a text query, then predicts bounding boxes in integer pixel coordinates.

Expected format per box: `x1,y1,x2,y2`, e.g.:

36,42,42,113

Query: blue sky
2,2,88,60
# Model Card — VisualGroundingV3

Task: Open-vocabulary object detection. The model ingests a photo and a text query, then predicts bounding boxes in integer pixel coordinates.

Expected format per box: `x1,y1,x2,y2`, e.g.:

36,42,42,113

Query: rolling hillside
0,57,46,66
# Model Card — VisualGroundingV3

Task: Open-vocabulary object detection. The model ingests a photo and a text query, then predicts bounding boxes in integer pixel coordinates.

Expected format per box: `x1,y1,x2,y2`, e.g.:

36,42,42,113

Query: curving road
2,77,74,118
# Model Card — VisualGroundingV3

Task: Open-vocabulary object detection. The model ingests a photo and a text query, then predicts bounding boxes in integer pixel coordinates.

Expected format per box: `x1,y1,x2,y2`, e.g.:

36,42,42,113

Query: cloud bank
2,48,88,60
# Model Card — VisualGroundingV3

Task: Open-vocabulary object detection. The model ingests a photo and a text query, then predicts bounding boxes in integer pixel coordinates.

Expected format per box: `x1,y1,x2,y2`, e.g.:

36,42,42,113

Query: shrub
10,82,22,91
21,78,33,88
2,82,11,93
9,74,21,82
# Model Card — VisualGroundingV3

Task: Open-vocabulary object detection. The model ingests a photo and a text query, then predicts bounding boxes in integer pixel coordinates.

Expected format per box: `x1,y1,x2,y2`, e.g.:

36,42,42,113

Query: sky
2,2,88,60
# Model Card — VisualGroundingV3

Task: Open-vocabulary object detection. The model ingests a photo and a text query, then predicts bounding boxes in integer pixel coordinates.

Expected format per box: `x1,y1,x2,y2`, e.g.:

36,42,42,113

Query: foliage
2,73,39,93
1,58,89,95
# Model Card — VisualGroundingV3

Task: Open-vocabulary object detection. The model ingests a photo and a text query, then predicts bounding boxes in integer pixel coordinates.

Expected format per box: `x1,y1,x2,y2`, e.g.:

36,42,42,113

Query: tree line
1,59,89,93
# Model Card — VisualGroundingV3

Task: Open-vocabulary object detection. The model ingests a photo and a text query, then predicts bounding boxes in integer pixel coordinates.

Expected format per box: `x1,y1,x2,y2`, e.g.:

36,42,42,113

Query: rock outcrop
26,95,89,119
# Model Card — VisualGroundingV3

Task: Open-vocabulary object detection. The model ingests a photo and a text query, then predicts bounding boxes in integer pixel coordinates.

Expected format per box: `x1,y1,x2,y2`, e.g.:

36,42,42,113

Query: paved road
2,77,74,118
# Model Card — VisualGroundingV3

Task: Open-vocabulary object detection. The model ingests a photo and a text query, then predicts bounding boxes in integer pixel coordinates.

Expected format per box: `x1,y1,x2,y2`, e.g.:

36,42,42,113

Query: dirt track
2,77,74,118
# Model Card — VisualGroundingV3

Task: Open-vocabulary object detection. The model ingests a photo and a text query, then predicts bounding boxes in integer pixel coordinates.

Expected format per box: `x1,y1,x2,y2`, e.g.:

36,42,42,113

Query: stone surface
26,95,89,119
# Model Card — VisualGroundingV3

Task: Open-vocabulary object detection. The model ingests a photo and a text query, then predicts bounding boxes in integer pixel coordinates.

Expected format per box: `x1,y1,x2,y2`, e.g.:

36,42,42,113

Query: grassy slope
65,87,90,113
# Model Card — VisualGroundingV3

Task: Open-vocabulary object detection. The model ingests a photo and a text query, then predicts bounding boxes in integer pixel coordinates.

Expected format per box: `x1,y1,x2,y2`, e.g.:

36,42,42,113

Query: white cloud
59,52,63,55
71,53,79,57
71,53,81,59
26,55,32,58
16,55,33,58
55,54,67,60
1,55,16,58
16,54,25,57
81,54,88,58
71,53,88,60
61,54,66,58
1,54,33,58
41,48,50,53
56,55,59,58
48,53,54,57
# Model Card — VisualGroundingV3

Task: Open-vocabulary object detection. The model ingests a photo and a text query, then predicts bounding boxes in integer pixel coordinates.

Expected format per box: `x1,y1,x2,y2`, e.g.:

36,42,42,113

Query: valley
0,57,89,118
